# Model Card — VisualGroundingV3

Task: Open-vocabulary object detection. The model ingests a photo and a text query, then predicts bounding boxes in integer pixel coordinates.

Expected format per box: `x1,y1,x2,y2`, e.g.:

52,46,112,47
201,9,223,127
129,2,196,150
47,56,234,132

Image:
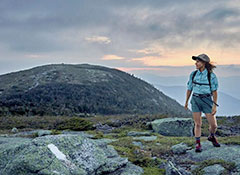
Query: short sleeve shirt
187,68,218,94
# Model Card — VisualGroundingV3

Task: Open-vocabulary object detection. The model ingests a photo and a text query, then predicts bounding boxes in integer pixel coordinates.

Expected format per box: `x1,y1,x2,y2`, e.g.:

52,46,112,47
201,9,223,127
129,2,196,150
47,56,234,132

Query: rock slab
0,134,143,175
150,117,194,136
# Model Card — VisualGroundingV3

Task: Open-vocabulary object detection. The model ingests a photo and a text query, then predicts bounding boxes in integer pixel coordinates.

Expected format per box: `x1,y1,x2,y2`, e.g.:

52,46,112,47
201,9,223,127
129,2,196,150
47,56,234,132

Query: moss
142,167,165,175
50,129,62,135
92,132,104,139
217,136,240,145
191,159,237,175
108,136,167,174
86,113,169,130
32,132,39,138
138,135,197,157
55,117,94,131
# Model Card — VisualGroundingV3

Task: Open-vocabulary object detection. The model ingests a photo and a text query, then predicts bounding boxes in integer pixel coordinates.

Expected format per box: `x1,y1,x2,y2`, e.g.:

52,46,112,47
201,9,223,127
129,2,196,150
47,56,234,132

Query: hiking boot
195,140,202,152
207,135,221,147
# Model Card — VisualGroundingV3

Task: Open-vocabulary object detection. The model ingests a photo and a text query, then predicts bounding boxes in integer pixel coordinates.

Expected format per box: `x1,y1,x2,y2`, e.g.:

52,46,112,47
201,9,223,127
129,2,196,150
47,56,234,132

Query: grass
0,115,94,134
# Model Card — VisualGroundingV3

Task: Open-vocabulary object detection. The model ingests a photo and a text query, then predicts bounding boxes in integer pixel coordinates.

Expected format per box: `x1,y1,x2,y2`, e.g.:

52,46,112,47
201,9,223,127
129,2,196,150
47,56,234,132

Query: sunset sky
0,0,239,76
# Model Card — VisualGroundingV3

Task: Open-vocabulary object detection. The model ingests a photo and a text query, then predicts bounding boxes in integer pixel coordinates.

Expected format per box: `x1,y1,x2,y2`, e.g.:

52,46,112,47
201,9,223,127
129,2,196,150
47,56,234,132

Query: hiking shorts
190,94,213,114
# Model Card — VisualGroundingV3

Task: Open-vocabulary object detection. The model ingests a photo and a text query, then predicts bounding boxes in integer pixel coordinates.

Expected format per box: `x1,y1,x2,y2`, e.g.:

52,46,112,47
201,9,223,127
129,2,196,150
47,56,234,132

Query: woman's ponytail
205,62,216,73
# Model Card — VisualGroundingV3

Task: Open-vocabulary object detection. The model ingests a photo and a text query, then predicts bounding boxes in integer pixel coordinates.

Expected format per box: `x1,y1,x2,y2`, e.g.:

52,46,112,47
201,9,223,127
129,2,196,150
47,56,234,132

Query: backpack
192,70,212,93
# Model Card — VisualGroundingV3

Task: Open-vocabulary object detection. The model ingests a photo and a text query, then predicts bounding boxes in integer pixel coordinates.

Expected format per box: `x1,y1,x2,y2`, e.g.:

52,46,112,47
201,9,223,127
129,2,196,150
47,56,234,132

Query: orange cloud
127,40,240,66
127,47,240,66
101,54,126,60
115,67,167,72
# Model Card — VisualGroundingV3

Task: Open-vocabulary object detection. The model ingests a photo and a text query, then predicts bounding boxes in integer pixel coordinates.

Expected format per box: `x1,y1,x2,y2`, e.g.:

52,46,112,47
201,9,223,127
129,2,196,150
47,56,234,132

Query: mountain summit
0,63,191,116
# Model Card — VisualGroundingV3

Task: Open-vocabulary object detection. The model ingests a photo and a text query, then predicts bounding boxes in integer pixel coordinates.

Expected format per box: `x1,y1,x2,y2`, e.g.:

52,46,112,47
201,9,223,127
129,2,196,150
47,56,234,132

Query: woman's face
195,59,205,69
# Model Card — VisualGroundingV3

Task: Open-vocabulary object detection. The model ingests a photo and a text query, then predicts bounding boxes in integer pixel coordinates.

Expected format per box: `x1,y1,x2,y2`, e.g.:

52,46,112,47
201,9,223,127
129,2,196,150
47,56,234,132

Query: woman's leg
193,112,202,137
205,113,218,134
205,112,221,147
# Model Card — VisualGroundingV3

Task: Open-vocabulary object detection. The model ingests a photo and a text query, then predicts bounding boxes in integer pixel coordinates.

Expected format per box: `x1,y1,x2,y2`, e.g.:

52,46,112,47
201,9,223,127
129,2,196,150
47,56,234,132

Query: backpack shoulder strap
192,70,198,82
207,71,212,92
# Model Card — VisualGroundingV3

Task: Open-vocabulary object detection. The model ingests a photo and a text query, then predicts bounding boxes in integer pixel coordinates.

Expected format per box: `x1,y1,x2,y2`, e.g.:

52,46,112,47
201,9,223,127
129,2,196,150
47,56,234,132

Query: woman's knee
210,124,218,129
195,122,202,128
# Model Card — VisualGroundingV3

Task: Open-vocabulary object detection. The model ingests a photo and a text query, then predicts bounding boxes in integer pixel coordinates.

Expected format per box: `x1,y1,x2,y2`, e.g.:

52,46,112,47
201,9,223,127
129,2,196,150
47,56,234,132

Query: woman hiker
185,53,220,152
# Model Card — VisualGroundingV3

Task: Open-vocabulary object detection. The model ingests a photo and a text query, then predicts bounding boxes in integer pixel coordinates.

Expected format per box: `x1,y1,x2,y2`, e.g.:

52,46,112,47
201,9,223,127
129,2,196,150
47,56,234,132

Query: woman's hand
212,105,217,115
184,102,188,110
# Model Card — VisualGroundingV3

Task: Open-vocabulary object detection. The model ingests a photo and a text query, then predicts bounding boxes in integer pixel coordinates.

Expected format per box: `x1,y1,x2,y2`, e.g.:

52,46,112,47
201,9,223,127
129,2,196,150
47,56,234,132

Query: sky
0,0,240,77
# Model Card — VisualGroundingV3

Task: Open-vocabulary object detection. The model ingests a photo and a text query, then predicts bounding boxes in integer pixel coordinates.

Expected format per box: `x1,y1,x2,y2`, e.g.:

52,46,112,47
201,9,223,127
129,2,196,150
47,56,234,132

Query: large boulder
186,141,240,173
150,117,194,136
0,134,144,175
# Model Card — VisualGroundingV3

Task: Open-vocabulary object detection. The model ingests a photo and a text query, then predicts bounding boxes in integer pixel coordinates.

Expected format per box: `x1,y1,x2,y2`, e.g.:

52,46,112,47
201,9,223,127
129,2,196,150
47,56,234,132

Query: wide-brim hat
192,54,210,62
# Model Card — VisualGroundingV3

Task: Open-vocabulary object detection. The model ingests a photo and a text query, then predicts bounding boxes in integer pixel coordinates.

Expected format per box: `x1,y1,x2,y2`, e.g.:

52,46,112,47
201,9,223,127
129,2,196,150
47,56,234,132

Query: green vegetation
0,63,190,116
0,115,94,133
55,117,94,131
191,159,237,175
108,136,167,174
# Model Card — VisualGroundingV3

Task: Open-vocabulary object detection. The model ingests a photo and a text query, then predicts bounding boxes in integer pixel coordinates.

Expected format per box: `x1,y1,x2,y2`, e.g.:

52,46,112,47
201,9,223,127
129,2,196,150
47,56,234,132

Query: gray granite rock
11,127,18,133
127,131,153,136
171,142,192,154
186,141,240,173
132,141,144,148
0,134,143,175
150,117,194,136
11,129,52,137
133,136,157,141
37,130,52,137
165,160,183,175
202,164,225,175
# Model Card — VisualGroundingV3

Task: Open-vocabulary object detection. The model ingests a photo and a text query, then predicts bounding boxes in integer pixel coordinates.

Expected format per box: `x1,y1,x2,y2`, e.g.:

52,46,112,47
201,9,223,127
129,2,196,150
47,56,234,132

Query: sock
210,132,215,137
195,137,200,142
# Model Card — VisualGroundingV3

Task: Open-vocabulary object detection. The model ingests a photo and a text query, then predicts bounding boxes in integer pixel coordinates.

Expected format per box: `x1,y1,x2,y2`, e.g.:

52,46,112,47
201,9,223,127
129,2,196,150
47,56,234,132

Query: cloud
101,54,126,60
85,36,111,44
0,0,240,74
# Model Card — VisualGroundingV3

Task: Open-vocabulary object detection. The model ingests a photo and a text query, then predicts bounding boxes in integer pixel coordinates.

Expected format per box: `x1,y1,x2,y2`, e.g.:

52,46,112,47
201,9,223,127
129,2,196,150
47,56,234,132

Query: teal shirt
187,68,218,94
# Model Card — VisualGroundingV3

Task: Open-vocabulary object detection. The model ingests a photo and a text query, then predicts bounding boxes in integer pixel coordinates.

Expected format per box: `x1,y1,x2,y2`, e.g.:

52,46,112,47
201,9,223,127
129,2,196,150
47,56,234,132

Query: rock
150,117,194,136
11,127,18,133
165,160,183,175
190,164,198,171
186,141,240,173
202,164,225,175
133,136,157,141
0,134,144,175
127,131,153,136
217,125,234,136
171,142,192,154
94,122,115,134
132,141,144,148
12,129,52,137
61,130,95,138
94,138,118,144
37,130,52,137
178,167,192,175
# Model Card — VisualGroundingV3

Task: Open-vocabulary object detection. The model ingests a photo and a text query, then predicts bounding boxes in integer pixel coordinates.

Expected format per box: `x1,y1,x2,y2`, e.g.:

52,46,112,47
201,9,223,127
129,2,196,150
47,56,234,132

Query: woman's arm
212,90,217,115
185,72,194,110
185,89,192,110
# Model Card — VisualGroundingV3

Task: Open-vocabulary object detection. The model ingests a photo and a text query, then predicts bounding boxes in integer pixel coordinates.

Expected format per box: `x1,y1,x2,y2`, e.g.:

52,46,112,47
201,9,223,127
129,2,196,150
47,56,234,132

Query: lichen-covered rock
37,130,52,137
133,136,157,141
0,134,144,175
202,164,225,175
11,129,52,137
127,131,153,136
171,142,192,154
150,117,194,136
11,127,18,133
186,141,240,173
